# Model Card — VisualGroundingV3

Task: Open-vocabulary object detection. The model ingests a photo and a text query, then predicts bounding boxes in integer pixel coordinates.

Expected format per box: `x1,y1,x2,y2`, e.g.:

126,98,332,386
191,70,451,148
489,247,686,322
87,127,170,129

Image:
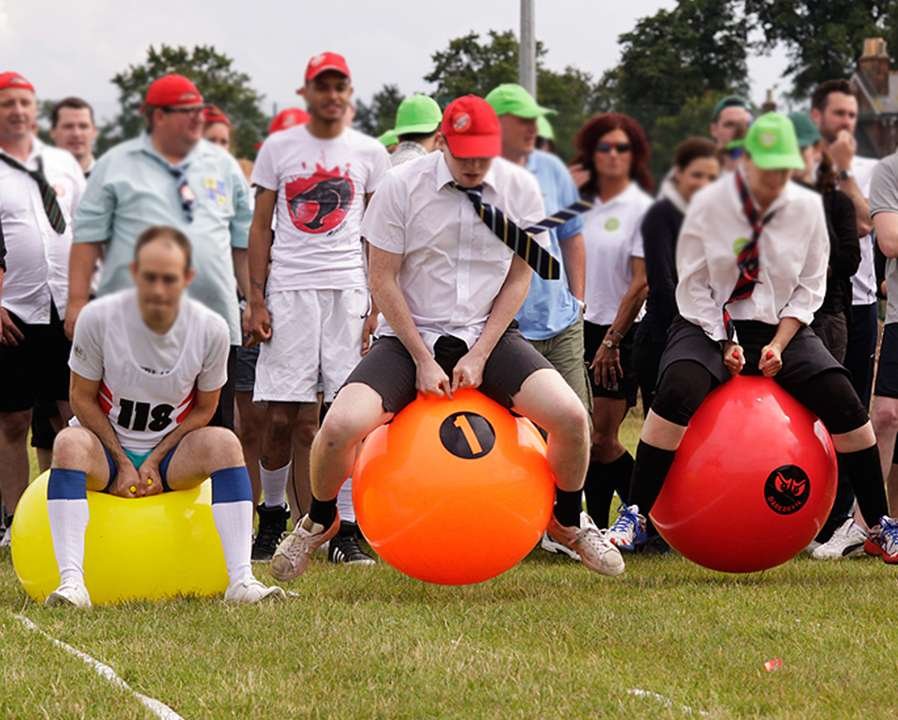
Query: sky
0,0,790,124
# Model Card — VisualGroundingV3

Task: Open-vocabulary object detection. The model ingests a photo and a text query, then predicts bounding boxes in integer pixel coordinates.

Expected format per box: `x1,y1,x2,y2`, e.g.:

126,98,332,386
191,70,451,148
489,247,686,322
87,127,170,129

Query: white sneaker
540,531,581,561
224,577,286,604
270,514,340,581
45,581,92,608
546,512,625,576
0,525,11,548
811,517,867,560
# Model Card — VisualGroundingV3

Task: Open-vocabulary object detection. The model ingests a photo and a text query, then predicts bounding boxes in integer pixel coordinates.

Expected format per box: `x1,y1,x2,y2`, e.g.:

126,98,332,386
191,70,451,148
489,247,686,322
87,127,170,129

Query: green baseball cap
711,95,750,121
743,112,805,170
377,128,398,147
536,115,554,140
393,94,442,136
485,83,555,119
787,111,822,149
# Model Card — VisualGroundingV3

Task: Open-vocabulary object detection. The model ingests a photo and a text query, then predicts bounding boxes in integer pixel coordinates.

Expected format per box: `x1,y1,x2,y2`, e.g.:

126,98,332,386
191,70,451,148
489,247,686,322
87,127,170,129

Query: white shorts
254,288,368,403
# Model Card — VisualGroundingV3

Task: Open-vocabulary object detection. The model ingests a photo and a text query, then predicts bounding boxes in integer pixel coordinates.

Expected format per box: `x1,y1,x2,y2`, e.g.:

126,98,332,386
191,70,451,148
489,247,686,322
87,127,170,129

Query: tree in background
746,0,898,101
98,44,267,160
599,0,749,176
355,83,405,137
423,30,605,159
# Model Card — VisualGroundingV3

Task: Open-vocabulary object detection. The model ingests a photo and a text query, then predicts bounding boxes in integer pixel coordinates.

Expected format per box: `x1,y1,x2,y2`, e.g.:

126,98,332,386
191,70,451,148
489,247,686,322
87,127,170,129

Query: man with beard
248,52,390,564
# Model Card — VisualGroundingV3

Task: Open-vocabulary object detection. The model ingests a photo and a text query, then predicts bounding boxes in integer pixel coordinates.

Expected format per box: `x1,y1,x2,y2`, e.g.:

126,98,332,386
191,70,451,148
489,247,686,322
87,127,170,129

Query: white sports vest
96,297,208,452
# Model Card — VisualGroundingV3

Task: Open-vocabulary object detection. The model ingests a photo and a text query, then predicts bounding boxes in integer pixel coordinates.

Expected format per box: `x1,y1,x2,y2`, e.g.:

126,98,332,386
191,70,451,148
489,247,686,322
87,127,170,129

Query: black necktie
0,153,67,234
452,183,560,280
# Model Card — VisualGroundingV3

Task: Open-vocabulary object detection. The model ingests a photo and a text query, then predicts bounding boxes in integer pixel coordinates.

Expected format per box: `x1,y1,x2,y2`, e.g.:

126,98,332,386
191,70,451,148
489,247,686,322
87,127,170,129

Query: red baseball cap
203,105,230,126
144,74,205,108
268,107,310,135
0,71,35,93
305,52,351,83
441,95,501,158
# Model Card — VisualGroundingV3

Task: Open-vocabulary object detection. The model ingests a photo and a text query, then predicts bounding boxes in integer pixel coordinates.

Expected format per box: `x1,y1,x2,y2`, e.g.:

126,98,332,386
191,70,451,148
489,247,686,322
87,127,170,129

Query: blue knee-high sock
47,469,89,586
211,467,254,585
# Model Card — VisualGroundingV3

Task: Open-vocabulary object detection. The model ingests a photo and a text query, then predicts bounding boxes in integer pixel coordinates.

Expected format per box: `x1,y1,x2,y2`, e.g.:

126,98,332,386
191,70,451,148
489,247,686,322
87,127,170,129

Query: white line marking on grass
628,688,709,716
15,614,184,720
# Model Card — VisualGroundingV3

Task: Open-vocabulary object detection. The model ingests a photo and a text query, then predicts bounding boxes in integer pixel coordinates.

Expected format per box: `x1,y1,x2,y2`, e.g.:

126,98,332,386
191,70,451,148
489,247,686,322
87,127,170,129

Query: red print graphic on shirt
285,164,355,234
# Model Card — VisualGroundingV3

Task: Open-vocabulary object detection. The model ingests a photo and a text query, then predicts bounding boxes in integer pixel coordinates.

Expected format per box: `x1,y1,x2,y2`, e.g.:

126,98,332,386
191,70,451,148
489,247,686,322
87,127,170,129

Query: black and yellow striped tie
0,154,66,234
453,183,560,280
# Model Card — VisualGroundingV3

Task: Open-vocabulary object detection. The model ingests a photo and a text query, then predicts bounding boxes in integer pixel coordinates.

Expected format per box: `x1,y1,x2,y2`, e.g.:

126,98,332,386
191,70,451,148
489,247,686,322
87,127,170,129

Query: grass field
3,413,898,719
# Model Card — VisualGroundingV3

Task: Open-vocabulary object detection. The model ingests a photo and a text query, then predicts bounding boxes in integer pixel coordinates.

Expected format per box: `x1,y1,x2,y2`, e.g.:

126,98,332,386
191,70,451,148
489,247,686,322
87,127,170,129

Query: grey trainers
270,514,340,581
546,512,625,576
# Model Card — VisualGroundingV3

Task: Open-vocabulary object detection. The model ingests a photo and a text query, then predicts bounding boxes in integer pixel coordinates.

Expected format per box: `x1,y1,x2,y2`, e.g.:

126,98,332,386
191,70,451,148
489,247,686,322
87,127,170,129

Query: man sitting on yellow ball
45,226,284,607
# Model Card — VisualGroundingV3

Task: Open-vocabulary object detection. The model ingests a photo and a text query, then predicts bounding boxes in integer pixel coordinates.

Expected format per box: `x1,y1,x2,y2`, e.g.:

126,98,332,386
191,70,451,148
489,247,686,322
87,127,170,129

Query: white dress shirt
0,137,84,323
676,173,829,342
849,155,879,306
360,151,548,351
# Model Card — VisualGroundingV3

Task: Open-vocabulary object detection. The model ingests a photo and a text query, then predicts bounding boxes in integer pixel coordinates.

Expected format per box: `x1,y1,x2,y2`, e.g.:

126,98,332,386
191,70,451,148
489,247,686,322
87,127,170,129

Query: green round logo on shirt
604,217,621,232
733,237,750,255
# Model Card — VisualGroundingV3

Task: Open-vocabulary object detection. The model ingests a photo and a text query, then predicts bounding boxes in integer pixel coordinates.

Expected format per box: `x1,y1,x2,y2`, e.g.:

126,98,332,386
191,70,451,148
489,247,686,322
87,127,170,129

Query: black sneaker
252,504,289,562
328,522,376,565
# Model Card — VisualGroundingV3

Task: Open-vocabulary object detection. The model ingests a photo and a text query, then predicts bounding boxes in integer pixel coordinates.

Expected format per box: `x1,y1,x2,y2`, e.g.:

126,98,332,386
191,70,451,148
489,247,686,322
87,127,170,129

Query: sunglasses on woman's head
596,142,632,154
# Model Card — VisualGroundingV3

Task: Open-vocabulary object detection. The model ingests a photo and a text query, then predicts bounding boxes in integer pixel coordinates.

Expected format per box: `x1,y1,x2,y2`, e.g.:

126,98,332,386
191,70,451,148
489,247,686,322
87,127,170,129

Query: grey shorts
344,327,553,414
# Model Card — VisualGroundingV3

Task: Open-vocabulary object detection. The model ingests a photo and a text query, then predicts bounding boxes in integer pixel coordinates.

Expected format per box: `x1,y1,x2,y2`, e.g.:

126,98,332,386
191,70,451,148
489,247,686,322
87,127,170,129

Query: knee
872,403,898,434
195,427,245,469
293,418,319,447
546,400,590,448
50,427,95,469
651,363,711,425
0,410,31,442
317,409,374,452
265,407,297,444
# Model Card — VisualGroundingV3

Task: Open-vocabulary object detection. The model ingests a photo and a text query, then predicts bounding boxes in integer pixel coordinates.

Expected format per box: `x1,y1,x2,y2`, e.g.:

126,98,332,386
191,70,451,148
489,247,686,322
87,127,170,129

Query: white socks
259,461,289,508
212,500,253,586
337,478,355,524
47,498,89,586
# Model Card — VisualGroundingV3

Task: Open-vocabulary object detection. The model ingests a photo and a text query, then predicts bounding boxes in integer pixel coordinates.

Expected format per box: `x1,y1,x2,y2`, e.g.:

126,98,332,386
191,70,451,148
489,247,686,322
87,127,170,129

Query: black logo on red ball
764,465,810,515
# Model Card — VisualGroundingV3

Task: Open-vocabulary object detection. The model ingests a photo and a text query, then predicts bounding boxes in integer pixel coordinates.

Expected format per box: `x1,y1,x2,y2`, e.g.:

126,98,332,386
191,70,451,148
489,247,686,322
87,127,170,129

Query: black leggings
652,361,869,435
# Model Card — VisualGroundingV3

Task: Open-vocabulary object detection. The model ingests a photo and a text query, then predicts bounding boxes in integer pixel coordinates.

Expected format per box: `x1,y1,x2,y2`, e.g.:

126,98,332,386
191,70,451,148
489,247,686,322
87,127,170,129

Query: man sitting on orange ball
268,95,626,581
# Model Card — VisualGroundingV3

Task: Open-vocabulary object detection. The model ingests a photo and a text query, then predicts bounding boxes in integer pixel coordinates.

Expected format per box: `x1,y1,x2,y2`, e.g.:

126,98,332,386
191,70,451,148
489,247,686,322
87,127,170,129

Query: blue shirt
516,149,582,340
73,134,253,344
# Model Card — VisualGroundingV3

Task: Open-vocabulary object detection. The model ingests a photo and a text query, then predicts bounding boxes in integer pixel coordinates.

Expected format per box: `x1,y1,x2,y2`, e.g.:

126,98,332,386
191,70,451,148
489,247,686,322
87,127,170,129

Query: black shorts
874,323,898,399
344,327,553,414
658,317,844,386
30,398,60,450
583,321,639,407
234,344,259,394
0,303,71,413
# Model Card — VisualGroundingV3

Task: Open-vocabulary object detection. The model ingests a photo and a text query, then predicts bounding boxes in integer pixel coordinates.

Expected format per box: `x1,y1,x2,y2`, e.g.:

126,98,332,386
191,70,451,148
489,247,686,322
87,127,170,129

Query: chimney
859,37,890,96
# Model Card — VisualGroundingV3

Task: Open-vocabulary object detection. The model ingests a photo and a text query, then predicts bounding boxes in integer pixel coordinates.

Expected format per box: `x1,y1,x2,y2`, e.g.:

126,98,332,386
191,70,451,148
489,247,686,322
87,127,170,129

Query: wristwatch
837,169,853,182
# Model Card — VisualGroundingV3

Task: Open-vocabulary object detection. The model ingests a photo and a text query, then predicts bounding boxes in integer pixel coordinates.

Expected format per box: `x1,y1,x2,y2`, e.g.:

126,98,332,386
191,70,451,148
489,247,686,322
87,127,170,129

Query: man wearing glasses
67,74,253,429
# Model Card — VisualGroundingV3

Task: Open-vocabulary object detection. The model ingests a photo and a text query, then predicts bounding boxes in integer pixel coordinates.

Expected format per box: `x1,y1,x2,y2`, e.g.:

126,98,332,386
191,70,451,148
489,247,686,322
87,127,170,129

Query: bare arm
64,243,102,339
875,212,898,258
606,257,648,341
232,247,250,299
247,188,276,344
70,371,131,469
559,232,585,301
369,245,431,365
840,176,872,237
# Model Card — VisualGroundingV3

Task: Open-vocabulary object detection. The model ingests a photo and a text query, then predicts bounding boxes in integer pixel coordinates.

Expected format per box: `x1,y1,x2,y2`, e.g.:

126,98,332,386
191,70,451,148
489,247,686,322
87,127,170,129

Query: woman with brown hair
573,112,653,529
634,137,720,413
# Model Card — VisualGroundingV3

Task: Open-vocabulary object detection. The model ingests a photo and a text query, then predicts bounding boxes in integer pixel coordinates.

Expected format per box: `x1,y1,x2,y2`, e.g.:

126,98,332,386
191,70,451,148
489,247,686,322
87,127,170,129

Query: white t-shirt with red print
251,125,390,291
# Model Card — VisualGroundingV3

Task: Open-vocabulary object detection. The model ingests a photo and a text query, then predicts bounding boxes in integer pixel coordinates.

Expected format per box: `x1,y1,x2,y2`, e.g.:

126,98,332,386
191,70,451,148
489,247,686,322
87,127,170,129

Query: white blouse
675,173,829,342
